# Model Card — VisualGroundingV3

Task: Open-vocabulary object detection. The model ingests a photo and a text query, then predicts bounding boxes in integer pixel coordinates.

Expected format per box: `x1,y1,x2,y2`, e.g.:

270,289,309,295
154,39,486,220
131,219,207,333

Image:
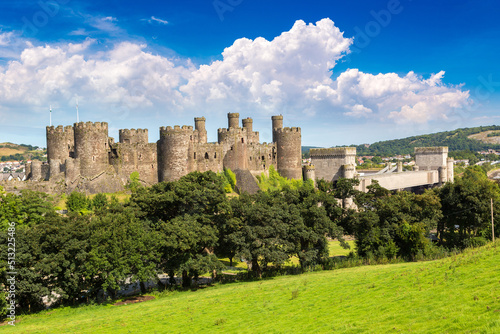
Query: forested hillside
354,125,500,156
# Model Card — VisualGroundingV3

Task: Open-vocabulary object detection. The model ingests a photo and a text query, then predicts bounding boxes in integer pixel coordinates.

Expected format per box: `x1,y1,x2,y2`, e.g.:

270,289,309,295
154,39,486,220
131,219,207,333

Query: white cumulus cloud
0,18,471,131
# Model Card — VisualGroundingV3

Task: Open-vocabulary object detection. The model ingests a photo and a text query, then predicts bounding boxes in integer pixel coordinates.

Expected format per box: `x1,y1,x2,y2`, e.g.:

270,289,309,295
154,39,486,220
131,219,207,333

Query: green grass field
4,242,499,333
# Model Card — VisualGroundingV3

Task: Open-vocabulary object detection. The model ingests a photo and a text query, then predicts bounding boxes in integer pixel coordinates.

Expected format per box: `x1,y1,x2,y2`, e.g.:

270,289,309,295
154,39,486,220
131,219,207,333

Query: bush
223,168,236,193
66,191,90,214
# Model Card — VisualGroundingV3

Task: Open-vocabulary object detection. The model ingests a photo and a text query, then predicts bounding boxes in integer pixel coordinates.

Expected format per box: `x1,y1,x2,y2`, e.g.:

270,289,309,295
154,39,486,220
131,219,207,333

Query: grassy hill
5,242,500,333
468,130,500,145
0,143,27,157
0,143,45,162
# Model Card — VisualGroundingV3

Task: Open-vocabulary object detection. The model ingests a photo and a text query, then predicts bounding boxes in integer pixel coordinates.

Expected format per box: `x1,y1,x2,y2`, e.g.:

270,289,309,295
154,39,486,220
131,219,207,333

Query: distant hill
301,146,322,158
301,125,500,158
468,130,500,145
0,142,45,162
354,125,500,156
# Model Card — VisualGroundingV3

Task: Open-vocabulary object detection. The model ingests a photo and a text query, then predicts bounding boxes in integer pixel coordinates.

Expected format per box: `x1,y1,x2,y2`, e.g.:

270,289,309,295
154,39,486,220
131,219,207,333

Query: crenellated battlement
74,121,108,131
310,147,356,158
119,128,148,144
119,128,147,135
47,125,74,134
160,125,194,133
275,127,301,133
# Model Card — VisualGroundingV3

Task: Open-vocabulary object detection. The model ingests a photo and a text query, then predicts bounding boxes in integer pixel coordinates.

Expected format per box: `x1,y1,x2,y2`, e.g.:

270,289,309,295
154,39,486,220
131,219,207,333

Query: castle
24,113,302,194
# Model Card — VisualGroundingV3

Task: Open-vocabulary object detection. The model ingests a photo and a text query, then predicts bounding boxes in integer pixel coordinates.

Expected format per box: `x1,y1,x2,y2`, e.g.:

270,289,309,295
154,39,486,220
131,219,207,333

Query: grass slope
5,242,500,333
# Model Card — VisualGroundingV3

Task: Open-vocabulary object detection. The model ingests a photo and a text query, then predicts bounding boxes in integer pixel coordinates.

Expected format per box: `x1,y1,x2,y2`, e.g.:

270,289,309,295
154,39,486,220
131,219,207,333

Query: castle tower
158,125,193,182
194,117,207,144
242,117,253,133
414,147,448,171
31,160,42,181
119,129,148,144
228,113,240,129
46,125,74,163
274,127,302,180
303,165,316,187
309,147,357,182
74,122,109,177
271,115,283,143
342,164,356,179
49,159,61,179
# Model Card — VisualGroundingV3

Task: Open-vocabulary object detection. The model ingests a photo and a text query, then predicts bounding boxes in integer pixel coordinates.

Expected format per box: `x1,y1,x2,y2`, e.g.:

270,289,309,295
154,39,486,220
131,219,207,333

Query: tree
66,191,90,214
91,193,108,212
130,171,229,286
438,166,500,248
353,189,442,260
86,206,161,297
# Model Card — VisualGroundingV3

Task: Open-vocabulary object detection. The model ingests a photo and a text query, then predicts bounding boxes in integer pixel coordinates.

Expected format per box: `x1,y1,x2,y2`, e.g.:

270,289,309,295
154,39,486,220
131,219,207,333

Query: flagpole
50,105,52,126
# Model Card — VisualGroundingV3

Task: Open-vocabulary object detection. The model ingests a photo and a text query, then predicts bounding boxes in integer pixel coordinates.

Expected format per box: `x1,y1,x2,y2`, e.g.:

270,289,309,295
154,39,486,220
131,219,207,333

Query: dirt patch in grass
114,295,155,306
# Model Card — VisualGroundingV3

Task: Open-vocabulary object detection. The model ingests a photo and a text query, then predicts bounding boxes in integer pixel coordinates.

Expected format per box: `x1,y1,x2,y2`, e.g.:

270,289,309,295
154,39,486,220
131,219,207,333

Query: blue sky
0,0,499,147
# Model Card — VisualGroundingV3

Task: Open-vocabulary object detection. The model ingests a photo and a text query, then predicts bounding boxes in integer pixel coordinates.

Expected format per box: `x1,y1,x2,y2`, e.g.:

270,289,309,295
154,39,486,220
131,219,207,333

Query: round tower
49,159,61,179
242,117,253,132
275,127,302,180
158,125,193,182
31,160,42,181
46,125,74,163
228,113,240,129
74,122,109,177
194,117,207,143
271,115,283,143
65,158,78,182
119,129,148,144
342,164,356,179
303,165,316,186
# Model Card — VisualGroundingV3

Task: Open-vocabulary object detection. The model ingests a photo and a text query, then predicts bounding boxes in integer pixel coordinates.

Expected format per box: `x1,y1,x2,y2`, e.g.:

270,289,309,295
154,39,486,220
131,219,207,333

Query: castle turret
74,122,109,177
303,165,316,187
228,113,240,129
49,159,61,179
46,125,74,163
194,117,207,144
342,164,356,179
31,160,42,181
242,117,253,133
158,125,193,182
119,129,148,144
414,147,448,171
275,127,302,180
271,115,283,143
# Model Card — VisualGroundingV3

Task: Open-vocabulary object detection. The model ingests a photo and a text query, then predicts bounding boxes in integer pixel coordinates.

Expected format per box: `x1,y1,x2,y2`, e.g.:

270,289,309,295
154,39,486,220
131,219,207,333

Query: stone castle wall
29,114,302,194
310,147,357,182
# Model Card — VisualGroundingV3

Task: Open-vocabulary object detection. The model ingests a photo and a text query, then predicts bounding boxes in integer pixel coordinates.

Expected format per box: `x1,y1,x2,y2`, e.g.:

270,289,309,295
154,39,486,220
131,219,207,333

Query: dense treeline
1,167,499,317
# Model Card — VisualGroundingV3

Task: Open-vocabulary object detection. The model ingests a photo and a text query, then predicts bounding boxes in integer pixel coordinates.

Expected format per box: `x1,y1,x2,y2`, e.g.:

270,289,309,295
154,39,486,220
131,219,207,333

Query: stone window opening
262,155,265,161
205,152,209,159
214,152,217,158
250,156,252,161
194,152,196,159
241,138,244,143
230,146,233,151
